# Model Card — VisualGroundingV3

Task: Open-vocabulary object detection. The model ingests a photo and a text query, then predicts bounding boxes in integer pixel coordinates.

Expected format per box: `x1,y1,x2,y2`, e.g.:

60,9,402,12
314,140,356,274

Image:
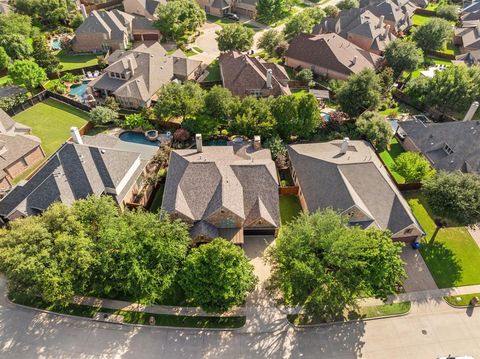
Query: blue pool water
69,83,88,97
321,111,331,122
51,39,61,50
119,131,159,146
206,138,228,146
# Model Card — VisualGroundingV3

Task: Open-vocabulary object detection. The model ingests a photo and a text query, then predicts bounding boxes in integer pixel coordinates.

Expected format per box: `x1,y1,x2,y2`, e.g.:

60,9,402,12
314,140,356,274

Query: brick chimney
340,137,349,154
254,135,261,151
196,134,203,153
70,127,83,145
266,69,273,89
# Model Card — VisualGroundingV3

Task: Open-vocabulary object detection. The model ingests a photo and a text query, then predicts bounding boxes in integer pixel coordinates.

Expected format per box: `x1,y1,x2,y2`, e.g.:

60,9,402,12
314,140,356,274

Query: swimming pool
321,111,331,122
69,83,88,97
119,131,160,146
51,39,61,50
206,138,228,146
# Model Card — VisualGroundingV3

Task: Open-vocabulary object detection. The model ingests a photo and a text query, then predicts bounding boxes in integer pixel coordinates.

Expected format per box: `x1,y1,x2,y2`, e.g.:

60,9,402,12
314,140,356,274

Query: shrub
437,4,459,22
89,106,119,125
295,68,313,82
123,113,153,130
173,128,190,142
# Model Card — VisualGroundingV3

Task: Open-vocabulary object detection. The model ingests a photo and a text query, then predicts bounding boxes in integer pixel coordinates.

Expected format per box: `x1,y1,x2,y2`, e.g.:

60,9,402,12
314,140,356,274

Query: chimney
253,135,261,151
384,24,391,38
340,137,350,154
195,133,203,153
378,15,384,29
70,127,83,145
80,4,88,18
127,57,135,76
352,55,358,65
463,101,479,121
266,69,273,89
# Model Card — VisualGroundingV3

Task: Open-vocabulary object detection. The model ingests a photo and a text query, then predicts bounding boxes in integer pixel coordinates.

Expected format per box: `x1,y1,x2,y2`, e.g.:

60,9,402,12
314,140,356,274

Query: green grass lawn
56,51,98,71
279,195,302,225
206,14,260,31
13,98,89,156
378,138,406,184
204,59,221,82
405,192,480,288
10,293,245,329
288,302,411,325
445,293,480,307
412,14,435,26
405,57,453,80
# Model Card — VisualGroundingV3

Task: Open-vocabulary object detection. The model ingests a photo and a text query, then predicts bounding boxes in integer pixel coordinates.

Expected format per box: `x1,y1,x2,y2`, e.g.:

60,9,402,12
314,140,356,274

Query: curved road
2,275,480,359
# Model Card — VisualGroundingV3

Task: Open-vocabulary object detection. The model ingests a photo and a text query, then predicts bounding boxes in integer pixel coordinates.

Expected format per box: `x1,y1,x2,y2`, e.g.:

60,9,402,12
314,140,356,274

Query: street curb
288,306,411,328
442,297,480,309
7,298,246,332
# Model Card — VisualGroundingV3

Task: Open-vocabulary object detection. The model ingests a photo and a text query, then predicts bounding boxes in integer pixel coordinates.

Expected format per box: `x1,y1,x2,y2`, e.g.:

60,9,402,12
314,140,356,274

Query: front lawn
378,137,406,184
13,98,89,155
206,14,260,31
280,195,302,225
444,293,480,307
405,192,480,288
56,51,98,71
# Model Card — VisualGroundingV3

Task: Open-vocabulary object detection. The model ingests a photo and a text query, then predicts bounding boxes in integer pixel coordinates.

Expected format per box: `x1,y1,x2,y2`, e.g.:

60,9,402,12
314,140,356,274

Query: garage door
243,229,276,236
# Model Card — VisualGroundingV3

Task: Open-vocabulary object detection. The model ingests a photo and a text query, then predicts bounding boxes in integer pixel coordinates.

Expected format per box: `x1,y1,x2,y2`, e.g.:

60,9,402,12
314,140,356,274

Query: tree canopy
336,69,382,117
413,18,453,51
181,239,257,313
229,96,276,138
0,34,33,60
0,196,191,305
154,81,205,120
0,47,11,70
32,34,60,73
283,12,315,40
14,0,71,27
89,106,119,125
393,151,435,183
384,40,424,77
355,111,392,151
257,29,285,56
216,24,255,52
437,4,459,21
257,0,288,24
154,0,206,42
422,171,480,225
9,60,47,90
204,85,237,122
337,0,359,10
267,209,405,321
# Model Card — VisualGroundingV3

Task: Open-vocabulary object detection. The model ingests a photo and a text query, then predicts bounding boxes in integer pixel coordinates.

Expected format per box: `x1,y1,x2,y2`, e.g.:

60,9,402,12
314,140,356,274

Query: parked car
224,12,239,21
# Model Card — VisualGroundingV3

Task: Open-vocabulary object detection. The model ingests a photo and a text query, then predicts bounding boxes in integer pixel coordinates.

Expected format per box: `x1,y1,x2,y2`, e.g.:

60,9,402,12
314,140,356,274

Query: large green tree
0,13,32,37
8,60,47,91
0,47,11,70
283,12,315,40
437,4,459,21
336,69,382,117
229,96,276,138
204,85,237,122
154,81,205,120
393,151,435,183
336,0,359,10
181,238,257,313
14,0,71,27
257,29,285,56
32,34,60,73
356,111,392,151
154,0,206,42
384,40,424,77
0,34,33,60
422,171,480,225
216,24,255,52
256,0,288,24
89,106,119,125
413,18,453,51
267,209,405,321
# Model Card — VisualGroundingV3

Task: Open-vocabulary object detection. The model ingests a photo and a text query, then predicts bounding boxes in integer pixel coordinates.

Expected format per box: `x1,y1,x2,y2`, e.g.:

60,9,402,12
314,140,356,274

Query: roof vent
340,137,350,154
101,149,106,154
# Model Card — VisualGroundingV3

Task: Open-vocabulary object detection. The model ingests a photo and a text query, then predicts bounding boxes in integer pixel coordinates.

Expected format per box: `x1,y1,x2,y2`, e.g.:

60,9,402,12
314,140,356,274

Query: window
248,89,262,97
443,143,454,155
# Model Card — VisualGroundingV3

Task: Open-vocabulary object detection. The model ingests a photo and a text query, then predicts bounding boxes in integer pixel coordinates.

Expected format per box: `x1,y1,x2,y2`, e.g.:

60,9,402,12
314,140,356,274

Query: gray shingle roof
288,140,421,235
162,145,280,239
398,119,480,173
0,134,41,177
75,10,130,40
0,134,157,219
359,0,415,32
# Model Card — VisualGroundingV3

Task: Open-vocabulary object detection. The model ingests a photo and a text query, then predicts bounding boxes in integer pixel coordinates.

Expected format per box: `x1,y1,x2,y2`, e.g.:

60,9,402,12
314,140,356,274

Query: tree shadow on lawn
420,240,463,288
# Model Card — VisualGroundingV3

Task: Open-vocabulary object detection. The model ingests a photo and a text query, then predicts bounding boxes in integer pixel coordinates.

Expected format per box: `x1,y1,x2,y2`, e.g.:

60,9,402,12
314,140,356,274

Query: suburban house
72,9,160,53
284,33,382,80
454,20,480,53
162,135,280,245
359,0,415,34
0,110,45,191
314,9,397,55
0,128,159,221
123,0,165,19
288,139,423,242
453,50,480,66
397,118,480,173
195,0,258,18
219,50,291,98
89,42,201,108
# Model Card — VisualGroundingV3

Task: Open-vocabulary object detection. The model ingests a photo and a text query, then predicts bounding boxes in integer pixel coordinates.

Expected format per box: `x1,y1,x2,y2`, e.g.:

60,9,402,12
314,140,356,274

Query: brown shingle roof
285,33,381,77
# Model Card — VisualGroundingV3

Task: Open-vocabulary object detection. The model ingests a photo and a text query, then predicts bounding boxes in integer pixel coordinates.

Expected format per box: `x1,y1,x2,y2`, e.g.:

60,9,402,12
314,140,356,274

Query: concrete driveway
401,246,438,292
190,22,221,64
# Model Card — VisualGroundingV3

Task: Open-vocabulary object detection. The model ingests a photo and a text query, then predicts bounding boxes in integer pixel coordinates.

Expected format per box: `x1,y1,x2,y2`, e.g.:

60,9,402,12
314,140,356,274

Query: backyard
56,51,98,71
378,137,406,184
405,191,480,288
279,195,302,225
13,98,89,155
203,59,221,82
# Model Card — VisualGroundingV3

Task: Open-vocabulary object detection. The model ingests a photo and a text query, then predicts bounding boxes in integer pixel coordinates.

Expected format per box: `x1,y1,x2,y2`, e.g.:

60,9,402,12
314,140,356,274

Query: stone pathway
468,225,480,248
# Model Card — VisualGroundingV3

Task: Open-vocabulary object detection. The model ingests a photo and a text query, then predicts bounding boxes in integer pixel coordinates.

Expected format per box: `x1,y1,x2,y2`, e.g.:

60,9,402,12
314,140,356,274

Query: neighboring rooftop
288,140,422,236
219,51,290,97
359,0,415,33
398,118,480,173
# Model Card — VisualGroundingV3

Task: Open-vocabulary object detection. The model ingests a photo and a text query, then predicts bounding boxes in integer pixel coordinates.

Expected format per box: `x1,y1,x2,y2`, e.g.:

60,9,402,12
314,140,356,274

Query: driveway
401,246,438,292
190,22,221,64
